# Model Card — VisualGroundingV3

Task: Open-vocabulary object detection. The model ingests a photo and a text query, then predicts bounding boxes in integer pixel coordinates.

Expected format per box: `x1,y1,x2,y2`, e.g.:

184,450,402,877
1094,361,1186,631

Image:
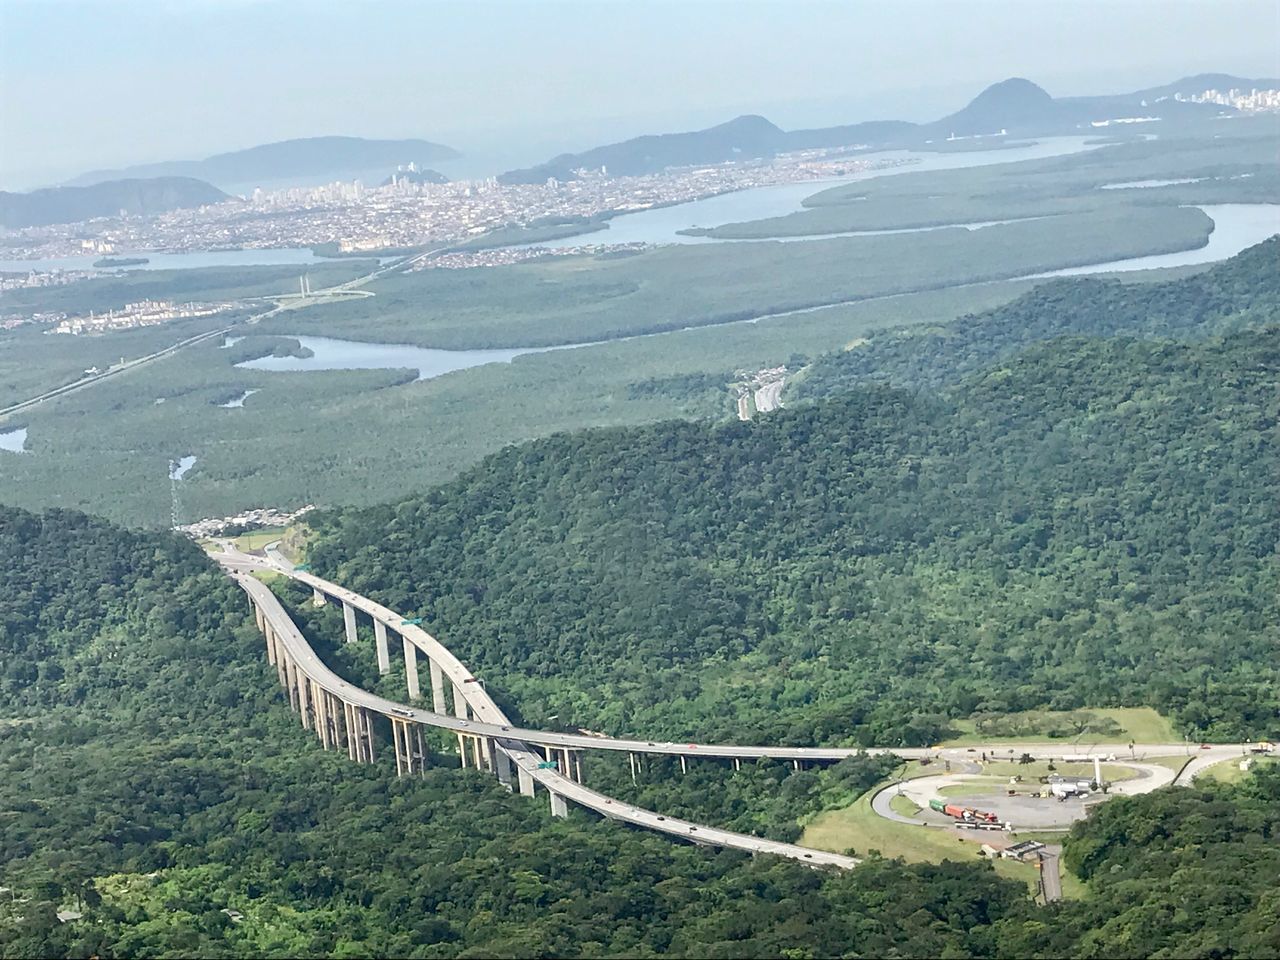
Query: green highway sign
294,563,311,571
401,617,424,625
536,761,559,769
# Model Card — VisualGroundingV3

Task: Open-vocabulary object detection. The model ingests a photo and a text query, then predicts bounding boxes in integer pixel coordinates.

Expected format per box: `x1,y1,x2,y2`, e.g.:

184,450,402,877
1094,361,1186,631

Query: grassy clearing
943,707,1178,746
1198,756,1277,784
800,786,1041,892
889,794,921,817
978,761,1137,782
233,528,285,552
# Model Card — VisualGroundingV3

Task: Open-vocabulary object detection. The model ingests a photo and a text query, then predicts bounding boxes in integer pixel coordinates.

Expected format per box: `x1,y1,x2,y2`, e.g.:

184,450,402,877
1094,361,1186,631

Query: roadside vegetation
304,325,1279,746
3,503,1278,958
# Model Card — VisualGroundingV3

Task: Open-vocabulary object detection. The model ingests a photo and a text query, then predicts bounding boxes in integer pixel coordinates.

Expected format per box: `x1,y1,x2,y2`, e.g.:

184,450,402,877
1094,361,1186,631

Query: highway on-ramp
221,541,1270,871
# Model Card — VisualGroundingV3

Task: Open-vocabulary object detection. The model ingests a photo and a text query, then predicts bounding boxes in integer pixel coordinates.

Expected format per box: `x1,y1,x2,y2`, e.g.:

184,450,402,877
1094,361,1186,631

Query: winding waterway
238,202,1278,382
219,389,260,408
1030,204,1278,277
236,336,565,380
503,137,1106,250
0,247,369,274
0,427,28,453
169,456,197,480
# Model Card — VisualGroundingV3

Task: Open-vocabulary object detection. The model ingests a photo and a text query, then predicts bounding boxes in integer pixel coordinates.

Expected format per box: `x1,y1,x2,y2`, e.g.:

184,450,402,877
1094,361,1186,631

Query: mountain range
498,74,1274,183
63,136,460,192
0,177,229,230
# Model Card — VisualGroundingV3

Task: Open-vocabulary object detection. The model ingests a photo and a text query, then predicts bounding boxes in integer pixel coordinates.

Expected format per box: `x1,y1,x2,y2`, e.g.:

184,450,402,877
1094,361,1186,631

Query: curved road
235,569,860,869
220,542,1268,868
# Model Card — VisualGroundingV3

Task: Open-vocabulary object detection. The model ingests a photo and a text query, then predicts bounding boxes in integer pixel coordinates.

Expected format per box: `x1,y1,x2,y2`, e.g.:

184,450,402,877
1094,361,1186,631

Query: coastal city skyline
2,0,1276,189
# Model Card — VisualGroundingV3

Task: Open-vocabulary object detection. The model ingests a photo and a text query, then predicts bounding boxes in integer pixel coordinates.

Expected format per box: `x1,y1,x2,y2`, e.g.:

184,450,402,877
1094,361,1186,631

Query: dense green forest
4,505,1279,957
793,236,1280,400
0,281,1032,527
307,323,1278,746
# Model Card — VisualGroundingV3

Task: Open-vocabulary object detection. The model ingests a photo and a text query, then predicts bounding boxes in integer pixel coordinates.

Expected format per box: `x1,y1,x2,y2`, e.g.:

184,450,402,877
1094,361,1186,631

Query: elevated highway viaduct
222,543,1260,867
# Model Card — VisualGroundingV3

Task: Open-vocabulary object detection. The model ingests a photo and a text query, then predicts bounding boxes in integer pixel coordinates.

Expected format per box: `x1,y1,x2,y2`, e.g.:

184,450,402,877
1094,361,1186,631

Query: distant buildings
177,504,315,538
1172,86,1280,112
49,298,239,335
1,149,898,264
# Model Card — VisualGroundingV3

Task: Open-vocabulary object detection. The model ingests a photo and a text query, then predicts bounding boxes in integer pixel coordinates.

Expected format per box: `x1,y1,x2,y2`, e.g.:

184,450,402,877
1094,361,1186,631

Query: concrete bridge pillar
342,602,358,645
254,604,264,632
429,660,447,714
392,719,406,777
573,751,584,784
412,723,427,774
312,587,326,607
452,681,469,720
330,694,346,755
392,719,425,776
494,745,513,790
734,758,741,772
680,755,688,775
296,670,311,729
457,734,469,769
314,684,332,749
356,707,376,764
264,622,277,666
402,638,421,700
518,766,535,797
273,637,288,689
343,701,358,761
471,736,485,771
629,752,638,784
549,792,569,818
283,655,299,712
373,620,391,675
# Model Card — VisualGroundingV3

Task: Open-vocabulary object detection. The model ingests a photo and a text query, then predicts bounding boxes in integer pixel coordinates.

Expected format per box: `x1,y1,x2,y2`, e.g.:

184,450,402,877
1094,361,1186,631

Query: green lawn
234,528,285,552
943,707,1178,746
1197,756,1277,784
801,785,1044,893
889,794,921,817
977,761,1137,782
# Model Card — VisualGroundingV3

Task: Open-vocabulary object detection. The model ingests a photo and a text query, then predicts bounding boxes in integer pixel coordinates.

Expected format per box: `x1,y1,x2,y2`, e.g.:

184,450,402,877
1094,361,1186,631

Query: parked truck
929,798,1000,823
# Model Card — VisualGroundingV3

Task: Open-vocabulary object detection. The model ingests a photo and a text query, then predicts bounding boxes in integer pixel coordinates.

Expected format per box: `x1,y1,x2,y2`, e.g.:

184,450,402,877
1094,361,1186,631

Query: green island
91,257,151,268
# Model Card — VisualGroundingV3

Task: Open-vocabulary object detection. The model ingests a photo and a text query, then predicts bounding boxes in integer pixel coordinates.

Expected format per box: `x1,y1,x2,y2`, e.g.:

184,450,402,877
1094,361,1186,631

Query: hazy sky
1,0,1277,188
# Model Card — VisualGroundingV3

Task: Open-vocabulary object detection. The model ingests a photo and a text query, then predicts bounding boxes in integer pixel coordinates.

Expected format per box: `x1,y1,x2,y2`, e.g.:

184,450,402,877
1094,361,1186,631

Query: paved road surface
236,570,860,869
1040,850,1063,902
753,379,784,413
220,541,1272,872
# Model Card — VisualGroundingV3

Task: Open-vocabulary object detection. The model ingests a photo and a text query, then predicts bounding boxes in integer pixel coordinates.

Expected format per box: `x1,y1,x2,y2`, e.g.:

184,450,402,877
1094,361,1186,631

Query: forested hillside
0,504,1027,957
308,326,1279,745
792,236,1280,400
4,505,1278,958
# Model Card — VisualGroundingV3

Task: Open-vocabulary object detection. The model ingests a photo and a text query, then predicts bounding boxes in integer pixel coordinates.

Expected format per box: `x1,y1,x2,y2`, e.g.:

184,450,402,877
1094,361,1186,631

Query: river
0,247,368,274
501,136,1106,250
169,456,197,480
1029,204,1278,277
236,336,565,380
0,138,1106,273
237,202,1277,382
0,427,28,453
